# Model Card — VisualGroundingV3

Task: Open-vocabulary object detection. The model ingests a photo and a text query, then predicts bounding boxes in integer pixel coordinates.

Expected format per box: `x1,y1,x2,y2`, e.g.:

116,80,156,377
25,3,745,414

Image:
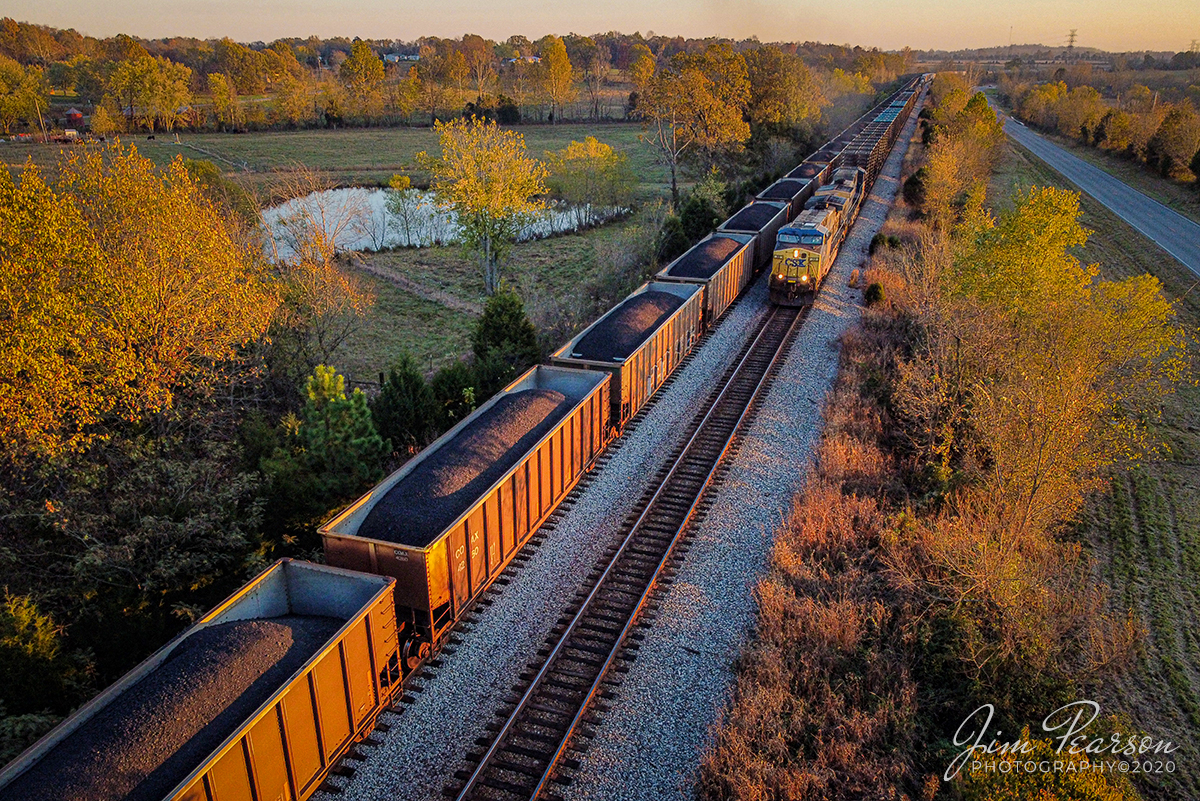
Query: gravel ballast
571,291,684,362
2,615,343,801
720,203,782,232
562,89,926,801
663,237,741,280
358,389,570,547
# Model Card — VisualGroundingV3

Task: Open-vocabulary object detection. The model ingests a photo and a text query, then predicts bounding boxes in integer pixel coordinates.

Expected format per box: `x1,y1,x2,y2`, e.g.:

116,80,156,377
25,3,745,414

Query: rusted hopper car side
321,366,610,665
0,559,398,801
654,233,755,326
550,281,703,428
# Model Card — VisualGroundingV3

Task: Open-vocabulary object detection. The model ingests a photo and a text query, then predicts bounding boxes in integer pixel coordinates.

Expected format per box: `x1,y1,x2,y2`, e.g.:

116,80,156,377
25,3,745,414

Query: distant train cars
0,559,397,801
769,77,927,304
0,75,930,801
718,200,790,271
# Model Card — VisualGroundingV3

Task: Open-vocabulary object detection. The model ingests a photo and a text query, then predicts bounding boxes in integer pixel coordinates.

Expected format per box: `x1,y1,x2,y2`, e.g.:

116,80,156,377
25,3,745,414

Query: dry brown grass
698,250,924,800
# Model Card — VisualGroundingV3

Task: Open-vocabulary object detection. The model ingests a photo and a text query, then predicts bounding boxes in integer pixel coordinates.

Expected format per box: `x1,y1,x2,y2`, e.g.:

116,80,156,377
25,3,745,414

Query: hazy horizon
10,0,1199,54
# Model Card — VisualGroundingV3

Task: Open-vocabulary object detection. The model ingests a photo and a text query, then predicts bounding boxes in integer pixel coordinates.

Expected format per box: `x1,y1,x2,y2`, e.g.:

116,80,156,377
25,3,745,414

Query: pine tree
472,284,541,369
371,355,437,455
262,366,389,540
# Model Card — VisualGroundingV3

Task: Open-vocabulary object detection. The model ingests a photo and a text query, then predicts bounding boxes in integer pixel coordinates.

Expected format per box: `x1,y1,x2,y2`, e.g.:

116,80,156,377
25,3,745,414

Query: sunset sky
10,0,1199,52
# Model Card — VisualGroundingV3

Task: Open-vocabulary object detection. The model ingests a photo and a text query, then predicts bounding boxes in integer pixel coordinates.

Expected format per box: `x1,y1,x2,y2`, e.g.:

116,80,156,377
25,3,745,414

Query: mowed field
334,209,662,386
0,121,673,200
992,140,1200,801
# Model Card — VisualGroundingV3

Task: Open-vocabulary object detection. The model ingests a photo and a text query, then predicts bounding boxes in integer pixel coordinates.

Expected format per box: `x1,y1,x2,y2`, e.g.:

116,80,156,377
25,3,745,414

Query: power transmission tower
1067,29,1077,61
1190,39,1199,53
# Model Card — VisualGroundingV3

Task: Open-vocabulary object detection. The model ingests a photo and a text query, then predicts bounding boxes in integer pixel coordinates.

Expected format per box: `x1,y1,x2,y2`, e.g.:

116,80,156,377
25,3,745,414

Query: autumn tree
208,72,242,130
445,48,468,101
545,136,635,225
743,45,826,129
897,187,1188,537
636,44,750,204
412,58,449,124
339,40,384,98
536,35,575,123
418,117,548,294
574,36,611,119
626,43,655,96
0,146,276,461
1146,103,1200,178
0,55,46,134
268,168,375,369
461,34,496,99
106,55,191,132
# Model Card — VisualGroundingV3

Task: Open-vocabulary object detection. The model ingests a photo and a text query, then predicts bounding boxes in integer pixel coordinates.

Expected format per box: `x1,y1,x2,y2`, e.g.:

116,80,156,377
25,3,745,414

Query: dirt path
352,257,483,316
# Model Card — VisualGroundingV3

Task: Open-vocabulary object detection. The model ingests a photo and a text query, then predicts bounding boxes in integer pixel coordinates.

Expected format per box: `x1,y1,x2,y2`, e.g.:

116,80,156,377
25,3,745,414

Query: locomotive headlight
801,275,809,282
777,274,784,279
793,249,799,257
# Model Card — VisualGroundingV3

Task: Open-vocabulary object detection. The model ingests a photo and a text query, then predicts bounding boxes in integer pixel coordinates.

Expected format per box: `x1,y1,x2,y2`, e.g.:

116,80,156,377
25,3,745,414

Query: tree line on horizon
0,18,911,134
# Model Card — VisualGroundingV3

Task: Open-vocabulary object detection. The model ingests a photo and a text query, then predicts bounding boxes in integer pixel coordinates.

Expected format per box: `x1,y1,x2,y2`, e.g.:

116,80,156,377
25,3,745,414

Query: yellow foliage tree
0,145,277,461
536,35,575,123
906,186,1188,537
418,117,548,294
545,136,635,225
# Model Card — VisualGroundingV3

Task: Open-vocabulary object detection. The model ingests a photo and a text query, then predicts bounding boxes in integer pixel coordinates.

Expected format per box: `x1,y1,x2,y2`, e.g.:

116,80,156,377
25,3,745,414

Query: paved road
997,112,1200,278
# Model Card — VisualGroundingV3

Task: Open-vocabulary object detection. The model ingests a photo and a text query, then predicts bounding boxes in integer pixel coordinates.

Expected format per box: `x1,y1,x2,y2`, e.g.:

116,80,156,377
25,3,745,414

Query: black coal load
757,179,805,201
358,388,571,547
665,237,741,280
572,291,684,362
723,203,783,232
788,163,825,179
1,616,343,801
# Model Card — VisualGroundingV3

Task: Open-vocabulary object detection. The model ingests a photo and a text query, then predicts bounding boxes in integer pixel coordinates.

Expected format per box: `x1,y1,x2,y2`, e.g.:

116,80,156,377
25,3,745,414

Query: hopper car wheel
403,636,431,672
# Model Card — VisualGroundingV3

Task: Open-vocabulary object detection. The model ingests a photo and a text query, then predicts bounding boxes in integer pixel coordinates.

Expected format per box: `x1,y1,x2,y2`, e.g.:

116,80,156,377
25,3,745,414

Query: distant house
385,53,420,63
504,56,541,65
65,108,84,128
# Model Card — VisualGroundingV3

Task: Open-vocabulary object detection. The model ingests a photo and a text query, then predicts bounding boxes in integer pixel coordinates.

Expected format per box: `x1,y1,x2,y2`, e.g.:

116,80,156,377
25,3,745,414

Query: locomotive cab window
799,234,823,245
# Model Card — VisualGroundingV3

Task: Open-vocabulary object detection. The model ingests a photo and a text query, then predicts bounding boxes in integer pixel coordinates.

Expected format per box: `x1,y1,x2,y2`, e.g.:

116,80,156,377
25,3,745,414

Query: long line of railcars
0,74,930,801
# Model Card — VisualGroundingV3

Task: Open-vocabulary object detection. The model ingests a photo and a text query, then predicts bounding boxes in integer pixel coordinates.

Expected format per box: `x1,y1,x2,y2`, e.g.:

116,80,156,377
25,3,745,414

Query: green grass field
991,139,1200,801
1,122,673,201
332,209,662,387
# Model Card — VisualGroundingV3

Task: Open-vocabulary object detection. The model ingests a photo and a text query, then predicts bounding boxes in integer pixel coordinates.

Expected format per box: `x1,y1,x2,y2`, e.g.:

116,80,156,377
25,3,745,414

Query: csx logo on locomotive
784,257,805,268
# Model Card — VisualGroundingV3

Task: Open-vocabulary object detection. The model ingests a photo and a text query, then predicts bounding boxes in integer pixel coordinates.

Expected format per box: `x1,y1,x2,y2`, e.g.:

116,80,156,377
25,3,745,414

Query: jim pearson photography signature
945,701,1181,781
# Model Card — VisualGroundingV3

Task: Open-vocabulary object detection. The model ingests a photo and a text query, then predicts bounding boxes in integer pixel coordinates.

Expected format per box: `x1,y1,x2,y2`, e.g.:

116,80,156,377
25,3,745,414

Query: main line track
447,302,805,801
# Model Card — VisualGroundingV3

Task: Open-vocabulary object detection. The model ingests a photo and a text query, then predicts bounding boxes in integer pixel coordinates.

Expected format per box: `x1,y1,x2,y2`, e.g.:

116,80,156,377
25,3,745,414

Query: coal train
0,74,930,801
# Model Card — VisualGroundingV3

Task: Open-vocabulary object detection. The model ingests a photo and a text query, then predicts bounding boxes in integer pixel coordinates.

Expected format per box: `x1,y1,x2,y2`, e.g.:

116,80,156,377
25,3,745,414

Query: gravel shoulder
561,98,926,801
318,249,773,801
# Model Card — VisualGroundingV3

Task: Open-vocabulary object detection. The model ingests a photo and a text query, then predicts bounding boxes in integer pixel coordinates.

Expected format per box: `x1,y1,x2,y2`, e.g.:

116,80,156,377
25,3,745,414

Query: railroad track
446,303,805,801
